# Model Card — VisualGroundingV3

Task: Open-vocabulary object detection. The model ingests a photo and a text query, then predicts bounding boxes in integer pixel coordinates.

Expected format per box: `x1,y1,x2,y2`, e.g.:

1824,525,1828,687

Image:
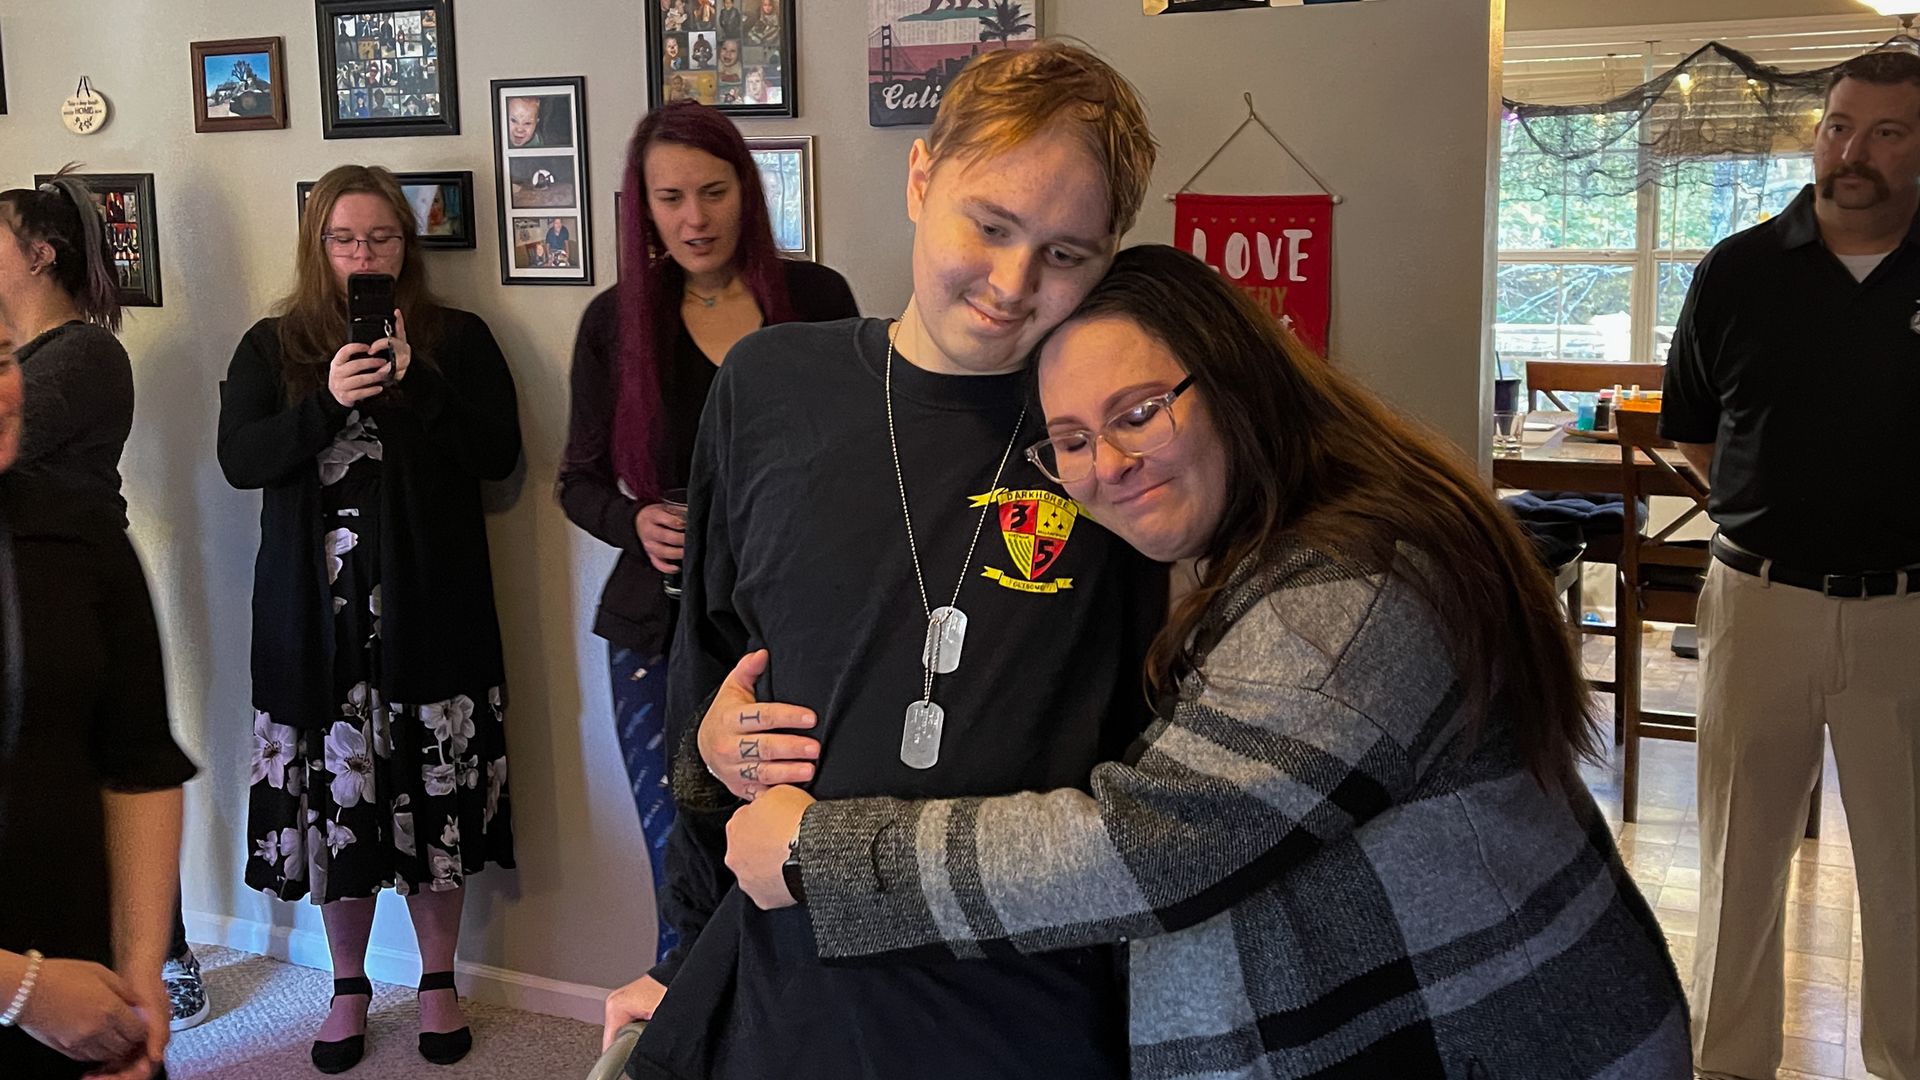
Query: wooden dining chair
1613,410,1821,836
1522,361,1668,722
1525,360,1666,413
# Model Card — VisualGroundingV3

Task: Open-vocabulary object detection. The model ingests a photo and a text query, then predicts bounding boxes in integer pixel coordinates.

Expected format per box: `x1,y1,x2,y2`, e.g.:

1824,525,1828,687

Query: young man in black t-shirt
608,42,1163,1080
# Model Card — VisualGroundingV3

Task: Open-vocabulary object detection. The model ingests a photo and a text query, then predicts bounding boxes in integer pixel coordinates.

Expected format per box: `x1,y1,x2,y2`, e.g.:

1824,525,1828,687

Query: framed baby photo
314,0,459,139
191,37,289,132
36,173,162,307
297,170,476,249
746,136,815,261
647,0,796,117
491,76,592,285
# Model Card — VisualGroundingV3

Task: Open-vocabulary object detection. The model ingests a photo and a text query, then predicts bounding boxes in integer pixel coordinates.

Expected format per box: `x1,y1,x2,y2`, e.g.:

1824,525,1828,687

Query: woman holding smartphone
217,164,521,1073
558,101,856,1046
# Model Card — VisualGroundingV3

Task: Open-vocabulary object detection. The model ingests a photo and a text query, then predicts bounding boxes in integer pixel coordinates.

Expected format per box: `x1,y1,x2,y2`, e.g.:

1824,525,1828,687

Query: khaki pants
1692,559,1920,1079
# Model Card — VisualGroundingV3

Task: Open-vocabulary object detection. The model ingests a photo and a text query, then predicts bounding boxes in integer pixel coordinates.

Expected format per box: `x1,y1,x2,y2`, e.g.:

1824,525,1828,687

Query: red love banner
1174,192,1333,355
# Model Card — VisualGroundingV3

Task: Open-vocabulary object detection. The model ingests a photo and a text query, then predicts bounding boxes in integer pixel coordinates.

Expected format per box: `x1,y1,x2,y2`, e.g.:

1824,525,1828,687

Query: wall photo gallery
316,0,459,138
492,78,591,284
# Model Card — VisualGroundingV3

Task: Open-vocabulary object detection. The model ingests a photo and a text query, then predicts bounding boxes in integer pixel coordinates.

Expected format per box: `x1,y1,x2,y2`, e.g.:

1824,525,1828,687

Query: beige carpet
163,946,606,1079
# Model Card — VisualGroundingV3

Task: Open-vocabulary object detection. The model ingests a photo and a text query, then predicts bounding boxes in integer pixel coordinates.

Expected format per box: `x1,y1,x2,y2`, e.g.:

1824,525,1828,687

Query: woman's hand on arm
725,786,814,909
697,650,818,802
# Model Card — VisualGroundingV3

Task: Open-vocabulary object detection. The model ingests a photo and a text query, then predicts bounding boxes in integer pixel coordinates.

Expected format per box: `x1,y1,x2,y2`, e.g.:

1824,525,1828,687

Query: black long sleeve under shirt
634,318,1167,1080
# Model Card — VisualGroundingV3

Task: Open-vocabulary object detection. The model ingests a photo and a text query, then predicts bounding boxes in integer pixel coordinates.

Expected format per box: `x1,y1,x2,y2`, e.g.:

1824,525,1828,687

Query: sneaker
163,948,211,1031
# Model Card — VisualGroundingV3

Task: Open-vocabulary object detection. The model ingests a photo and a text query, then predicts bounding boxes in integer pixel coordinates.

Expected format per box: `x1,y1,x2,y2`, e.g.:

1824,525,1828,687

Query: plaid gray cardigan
794,547,1691,1079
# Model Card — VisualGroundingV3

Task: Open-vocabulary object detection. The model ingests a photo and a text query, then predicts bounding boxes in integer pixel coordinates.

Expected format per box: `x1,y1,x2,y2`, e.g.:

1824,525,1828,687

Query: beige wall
0,0,1501,1017
1508,0,1871,32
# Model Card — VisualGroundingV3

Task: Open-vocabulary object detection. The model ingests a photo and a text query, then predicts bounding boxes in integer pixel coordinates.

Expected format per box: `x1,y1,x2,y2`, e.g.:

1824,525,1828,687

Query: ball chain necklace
884,323,1027,769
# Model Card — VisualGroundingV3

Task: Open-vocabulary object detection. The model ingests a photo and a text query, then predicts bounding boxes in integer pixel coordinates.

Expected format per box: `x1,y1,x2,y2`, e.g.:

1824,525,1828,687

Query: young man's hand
698,650,819,801
602,974,667,1050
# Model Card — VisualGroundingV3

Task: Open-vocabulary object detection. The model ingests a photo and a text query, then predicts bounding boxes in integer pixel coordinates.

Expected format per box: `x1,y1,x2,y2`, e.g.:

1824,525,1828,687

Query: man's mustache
1821,162,1892,199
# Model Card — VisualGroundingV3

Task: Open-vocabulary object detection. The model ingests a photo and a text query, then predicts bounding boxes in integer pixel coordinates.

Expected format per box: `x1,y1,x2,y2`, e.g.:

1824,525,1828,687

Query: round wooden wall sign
62,77,110,135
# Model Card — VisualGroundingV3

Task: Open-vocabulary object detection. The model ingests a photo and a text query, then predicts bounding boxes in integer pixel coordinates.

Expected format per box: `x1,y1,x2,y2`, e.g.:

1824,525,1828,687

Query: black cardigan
557,259,857,653
216,310,521,729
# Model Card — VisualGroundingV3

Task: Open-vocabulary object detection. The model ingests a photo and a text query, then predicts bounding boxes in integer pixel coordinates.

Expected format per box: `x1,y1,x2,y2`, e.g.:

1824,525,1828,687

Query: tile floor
1579,628,1874,1080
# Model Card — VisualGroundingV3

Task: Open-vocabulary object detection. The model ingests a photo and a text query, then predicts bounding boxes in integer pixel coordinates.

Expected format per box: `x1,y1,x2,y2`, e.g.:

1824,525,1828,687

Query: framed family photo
298,170,476,249
314,0,459,138
492,77,591,284
646,0,795,117
36,173,161,307
191,37,288,132
746,136,815,261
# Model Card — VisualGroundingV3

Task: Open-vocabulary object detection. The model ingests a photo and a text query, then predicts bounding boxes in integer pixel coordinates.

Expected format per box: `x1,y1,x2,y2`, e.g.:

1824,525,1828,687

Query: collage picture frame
491,76,592,284
36,173,162,307
646,0,796,117
315,0,460,139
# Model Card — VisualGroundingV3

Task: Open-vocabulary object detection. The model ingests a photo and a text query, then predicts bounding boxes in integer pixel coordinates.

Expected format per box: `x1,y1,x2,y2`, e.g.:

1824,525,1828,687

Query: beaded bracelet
0,949,45,1027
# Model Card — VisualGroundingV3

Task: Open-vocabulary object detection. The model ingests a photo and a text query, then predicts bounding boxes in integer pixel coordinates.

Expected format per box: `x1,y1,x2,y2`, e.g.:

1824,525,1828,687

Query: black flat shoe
311,976,371,1074
416,970,472,1066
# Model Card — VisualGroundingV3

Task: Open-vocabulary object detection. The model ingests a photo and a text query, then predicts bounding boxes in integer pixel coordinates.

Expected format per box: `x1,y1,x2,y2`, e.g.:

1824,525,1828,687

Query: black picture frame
492,76,592,285
297,171,477,249
646,0,795,118
191,36,290,133
315,0,459,139
36,173,162,307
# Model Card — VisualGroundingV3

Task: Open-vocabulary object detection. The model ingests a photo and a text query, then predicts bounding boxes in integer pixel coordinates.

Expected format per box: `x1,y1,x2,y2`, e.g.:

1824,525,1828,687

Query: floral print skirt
244,425,514,903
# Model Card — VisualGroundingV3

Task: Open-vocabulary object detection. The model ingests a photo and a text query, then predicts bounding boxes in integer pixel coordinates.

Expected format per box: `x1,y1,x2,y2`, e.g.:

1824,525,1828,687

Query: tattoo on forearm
740,763,760,782
739,739,760,760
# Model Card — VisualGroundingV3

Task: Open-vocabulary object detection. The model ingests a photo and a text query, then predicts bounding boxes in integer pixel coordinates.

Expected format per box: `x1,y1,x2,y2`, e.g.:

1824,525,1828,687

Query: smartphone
346,272,397,384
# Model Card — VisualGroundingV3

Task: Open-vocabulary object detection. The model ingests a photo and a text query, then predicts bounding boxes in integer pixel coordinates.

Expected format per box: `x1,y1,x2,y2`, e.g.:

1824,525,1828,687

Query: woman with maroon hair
557,100,856,1042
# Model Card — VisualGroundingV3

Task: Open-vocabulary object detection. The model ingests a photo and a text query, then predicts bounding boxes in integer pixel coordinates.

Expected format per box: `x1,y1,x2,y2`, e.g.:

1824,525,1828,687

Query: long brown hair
0,164,122,332
274,165,441,400
609,102,794,502
1059,245,1599,787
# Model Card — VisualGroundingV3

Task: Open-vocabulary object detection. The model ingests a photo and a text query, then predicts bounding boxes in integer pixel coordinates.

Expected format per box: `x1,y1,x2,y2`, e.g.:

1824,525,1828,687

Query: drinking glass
660,487,689,598
1493,412,1525,455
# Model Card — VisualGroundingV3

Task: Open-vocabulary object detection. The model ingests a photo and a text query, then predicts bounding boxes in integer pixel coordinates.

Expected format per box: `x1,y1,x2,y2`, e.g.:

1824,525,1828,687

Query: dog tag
900,700,945,770
921,606,968,675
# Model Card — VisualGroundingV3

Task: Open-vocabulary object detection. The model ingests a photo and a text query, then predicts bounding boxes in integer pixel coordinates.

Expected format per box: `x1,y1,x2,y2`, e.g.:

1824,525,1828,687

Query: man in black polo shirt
1662,50,1920,1080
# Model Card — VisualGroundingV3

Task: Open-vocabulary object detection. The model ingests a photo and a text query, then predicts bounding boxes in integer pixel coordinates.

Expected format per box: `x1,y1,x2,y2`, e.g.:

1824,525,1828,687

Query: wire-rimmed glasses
1025,375,1195,484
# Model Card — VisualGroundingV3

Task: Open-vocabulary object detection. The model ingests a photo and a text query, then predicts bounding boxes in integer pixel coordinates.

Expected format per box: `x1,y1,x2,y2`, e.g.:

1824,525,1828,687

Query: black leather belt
1710,535,1919,599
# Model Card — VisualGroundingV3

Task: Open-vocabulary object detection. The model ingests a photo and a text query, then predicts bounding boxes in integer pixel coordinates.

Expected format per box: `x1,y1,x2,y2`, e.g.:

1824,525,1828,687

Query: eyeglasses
1025,375,1195,484
323,233,405,256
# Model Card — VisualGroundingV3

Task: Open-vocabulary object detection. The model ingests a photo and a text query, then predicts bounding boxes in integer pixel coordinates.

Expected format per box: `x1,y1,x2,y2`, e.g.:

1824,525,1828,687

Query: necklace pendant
901,699,945,769
922,606,968,675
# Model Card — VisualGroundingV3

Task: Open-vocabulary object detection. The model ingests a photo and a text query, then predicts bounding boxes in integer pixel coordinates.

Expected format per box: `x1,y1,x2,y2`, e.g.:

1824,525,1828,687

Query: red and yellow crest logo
969,488,1080,594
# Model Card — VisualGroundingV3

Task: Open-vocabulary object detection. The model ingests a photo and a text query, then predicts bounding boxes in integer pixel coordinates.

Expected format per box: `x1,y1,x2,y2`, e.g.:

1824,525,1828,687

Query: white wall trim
1507,13,1897,50
183,910,612,1026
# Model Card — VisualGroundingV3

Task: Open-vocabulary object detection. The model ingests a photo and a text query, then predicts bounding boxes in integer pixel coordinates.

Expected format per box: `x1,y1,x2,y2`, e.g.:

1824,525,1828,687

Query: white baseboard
183,909,612,1026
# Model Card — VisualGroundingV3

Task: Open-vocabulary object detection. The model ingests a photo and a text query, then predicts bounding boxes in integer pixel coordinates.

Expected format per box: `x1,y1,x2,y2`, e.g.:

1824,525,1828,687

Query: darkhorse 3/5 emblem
971,488,1078,594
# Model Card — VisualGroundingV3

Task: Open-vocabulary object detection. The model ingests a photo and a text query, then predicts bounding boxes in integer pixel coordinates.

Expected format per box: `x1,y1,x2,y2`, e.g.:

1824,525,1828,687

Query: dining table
1491,411,1701,496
